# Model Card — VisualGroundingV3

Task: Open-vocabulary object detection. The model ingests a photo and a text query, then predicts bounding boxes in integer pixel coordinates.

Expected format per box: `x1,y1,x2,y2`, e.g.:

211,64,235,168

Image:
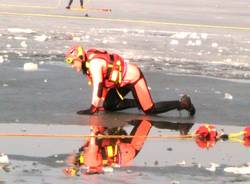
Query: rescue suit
82,49,194,114
65,46,196,116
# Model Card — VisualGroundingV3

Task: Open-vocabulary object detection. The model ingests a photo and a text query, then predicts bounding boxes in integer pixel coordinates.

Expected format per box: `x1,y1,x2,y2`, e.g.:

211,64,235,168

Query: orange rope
0,133,196,139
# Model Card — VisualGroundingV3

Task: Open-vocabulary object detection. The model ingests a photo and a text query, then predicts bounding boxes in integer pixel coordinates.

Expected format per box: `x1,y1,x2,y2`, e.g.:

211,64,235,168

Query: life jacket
100,139,120,166
85,49,125,86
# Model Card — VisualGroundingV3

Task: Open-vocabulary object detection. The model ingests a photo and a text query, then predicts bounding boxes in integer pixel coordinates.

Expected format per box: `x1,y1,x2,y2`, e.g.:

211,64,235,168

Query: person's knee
143,105,156,114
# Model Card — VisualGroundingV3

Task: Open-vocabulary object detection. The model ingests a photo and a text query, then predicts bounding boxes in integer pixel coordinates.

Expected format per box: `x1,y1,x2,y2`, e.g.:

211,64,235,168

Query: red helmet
243,127,250,147
65,45,86,64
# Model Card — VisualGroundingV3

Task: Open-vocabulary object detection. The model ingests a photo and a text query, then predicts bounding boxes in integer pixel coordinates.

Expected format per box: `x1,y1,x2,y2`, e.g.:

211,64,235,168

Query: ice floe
200,33,208,40
102,39,108,44
7,28,34,34
224,93,233,100
211,42,218,48
23,62,38,71
0,56,4,64
224,164,250,175
103,166,114,173
170,32,189,39
34,34,48,42
170,39,179,45
20,41,28,48
170,32,208,40
0,153,9,166
206,163,220,172
177,160,186,166
14,36,27,40
73,36,81,42
189,32,199,39
170,181,180,184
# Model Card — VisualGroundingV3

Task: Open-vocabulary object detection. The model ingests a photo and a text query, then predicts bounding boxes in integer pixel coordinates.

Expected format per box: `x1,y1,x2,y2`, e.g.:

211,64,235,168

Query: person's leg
117,119,152,165
145,96,196,116
129,119,152,154
131,77,154,112
131,73,195,115
80,0,83,8
66,0,73,9
146,101,181,114
103,86,137,111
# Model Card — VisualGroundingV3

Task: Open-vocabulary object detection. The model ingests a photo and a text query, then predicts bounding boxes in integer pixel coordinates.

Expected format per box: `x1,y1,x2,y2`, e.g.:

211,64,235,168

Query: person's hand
77,105,98,115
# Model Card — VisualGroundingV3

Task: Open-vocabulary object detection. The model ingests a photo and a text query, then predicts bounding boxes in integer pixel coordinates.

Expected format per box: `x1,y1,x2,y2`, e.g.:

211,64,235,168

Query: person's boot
179,95,196,116
65,6,70,9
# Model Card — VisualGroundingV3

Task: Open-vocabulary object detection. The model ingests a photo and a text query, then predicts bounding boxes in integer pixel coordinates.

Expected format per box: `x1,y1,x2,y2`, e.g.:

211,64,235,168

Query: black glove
77,105,98,115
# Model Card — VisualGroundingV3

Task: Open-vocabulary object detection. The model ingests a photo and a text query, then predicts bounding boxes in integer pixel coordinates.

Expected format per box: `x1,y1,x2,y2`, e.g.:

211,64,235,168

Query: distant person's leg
80,0,83,8
66,0,73,9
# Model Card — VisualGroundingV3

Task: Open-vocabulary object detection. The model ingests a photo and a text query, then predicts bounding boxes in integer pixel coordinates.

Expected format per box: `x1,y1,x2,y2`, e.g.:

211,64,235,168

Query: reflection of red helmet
195,138,216,149
65,45,86,64
243,127,250,147
195,124,217,149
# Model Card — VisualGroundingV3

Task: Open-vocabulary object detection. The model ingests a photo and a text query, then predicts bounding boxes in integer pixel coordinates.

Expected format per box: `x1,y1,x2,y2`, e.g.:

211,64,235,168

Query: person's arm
89,59,104,108
79,59,105,114
84,130,103,174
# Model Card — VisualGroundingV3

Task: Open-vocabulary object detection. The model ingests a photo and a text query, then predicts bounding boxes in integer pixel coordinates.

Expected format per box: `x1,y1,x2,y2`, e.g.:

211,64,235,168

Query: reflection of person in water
64,119,194,175
64,119,152,175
